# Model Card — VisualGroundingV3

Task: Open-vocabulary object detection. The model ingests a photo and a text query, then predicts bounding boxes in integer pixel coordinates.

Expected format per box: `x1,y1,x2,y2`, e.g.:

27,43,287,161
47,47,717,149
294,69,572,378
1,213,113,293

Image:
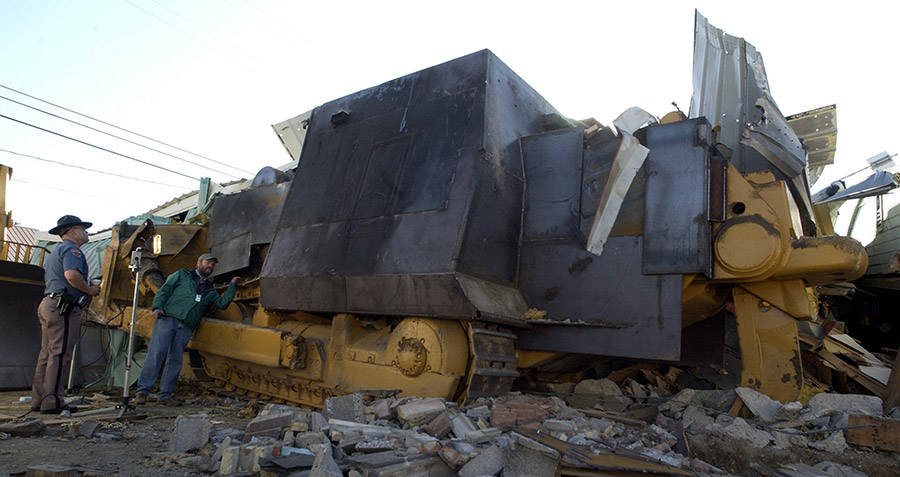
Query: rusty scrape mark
567,256,593,275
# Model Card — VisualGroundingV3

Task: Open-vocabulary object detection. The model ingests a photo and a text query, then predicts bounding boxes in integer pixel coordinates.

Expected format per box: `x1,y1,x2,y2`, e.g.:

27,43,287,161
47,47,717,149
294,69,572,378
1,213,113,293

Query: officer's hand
152,309,163,319
87,285,101,297
230,276,241,285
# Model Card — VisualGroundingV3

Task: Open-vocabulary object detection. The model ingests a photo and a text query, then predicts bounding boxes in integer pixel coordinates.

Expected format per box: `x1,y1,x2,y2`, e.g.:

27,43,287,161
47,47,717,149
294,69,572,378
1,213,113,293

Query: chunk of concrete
465,405,491,420
775,401,804,421
0,418,45,437
808,393,883,417
459,444,506,477
681,405,714,432
425,411,452,438
658,389,696,415
245,412,294,442
502,432,560,477
718,417,773,448
324,393,365,423
464,427,502,443
735,387,783,423
397,398,447,426
450,411,478,439
573,378,631,412
810,431,847,454
171,414,211,452
310,446,342,477
295,431,330,449
310,412,329,432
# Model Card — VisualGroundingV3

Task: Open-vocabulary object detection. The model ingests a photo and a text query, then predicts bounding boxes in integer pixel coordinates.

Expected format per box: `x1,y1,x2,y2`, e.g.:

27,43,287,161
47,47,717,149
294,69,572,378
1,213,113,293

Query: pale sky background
1,1,898,245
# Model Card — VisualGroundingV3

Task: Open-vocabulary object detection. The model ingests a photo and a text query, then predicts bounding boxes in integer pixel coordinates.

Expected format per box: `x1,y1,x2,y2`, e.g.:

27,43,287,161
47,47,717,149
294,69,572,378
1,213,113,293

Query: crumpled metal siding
689,10,815,234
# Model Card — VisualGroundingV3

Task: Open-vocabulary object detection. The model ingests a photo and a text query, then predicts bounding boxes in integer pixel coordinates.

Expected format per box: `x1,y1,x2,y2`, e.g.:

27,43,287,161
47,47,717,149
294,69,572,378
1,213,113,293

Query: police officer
31,215,99,414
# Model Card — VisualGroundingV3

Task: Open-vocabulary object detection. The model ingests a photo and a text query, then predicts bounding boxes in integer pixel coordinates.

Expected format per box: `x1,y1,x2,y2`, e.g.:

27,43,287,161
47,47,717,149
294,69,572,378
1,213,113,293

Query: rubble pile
140,378,895,476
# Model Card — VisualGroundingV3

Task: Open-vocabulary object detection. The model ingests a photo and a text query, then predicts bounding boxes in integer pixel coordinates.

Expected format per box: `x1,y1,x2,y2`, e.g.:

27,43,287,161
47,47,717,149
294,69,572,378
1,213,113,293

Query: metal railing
1,240,49,266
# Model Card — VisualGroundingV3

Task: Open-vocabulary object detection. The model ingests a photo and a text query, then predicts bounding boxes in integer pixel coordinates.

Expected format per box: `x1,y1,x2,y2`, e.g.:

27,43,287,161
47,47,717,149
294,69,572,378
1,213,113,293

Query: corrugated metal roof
4,225,39,262
786,105,837,186
866,203,900,276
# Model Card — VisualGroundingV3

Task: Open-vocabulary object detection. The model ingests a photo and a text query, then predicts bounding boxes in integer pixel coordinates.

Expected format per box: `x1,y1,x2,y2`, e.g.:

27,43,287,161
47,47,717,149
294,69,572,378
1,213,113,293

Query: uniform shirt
44,239,89,298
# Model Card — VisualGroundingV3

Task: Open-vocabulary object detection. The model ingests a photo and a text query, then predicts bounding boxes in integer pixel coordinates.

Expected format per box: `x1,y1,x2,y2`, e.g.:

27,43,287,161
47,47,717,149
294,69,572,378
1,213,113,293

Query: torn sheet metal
786,105,837,185
586,133,648,256
612,106,657,136
689,10,815,235
272,110,312,164
814,171,900,205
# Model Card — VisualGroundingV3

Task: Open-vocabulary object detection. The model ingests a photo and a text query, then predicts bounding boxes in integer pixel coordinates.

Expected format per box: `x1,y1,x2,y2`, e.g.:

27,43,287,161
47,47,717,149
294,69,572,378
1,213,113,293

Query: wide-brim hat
49,215,93,236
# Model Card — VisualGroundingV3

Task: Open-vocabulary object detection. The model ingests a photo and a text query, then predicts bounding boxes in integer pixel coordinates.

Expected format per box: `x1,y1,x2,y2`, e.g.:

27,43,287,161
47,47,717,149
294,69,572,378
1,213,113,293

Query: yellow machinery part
732,286,803,402
111,306,475,408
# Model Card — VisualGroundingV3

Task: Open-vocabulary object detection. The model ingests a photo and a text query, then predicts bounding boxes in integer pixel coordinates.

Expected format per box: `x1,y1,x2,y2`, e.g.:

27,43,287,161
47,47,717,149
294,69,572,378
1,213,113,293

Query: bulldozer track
190,321,519,408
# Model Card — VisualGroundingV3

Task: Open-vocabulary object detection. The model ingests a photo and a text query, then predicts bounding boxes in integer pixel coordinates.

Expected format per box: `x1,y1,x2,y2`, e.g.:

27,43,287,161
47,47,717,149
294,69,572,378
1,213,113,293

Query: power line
0,93,240,179
10,178,111,200
0,113,199,182
0,83,252,175
0,149,189,189
124,0,193,38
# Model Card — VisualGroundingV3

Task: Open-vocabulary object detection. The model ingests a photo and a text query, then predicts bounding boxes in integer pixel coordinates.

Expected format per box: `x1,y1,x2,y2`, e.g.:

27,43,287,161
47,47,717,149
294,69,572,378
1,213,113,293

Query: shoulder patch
68,248,82,258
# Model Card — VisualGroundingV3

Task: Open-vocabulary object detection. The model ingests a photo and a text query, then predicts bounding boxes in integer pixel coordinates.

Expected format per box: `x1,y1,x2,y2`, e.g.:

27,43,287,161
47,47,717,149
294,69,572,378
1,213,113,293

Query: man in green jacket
134,253,239,405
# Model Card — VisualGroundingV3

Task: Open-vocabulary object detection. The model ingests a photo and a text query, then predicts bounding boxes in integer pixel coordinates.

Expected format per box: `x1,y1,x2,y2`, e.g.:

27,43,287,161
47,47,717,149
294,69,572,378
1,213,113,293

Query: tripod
117,247,142,419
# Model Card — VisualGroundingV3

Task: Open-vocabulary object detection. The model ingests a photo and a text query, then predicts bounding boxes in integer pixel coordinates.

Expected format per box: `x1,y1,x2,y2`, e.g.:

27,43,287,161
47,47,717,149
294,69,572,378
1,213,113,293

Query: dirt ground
0,386,254,476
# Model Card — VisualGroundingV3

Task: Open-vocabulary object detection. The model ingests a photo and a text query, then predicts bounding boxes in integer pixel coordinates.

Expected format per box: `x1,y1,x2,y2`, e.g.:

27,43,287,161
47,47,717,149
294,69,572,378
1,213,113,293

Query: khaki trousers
31,296,81,411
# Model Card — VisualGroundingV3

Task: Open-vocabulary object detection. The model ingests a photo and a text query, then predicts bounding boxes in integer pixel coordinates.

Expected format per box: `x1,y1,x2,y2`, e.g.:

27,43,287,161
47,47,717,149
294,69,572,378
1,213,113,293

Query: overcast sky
1,1,897,245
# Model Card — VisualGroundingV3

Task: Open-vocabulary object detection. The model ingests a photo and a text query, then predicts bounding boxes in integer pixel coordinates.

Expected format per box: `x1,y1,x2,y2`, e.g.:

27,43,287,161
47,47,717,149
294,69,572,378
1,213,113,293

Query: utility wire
0,83,252,175
0,113,199,181
124,0,193,38
0,94,239,179
0,149,188,189
11,178,111,200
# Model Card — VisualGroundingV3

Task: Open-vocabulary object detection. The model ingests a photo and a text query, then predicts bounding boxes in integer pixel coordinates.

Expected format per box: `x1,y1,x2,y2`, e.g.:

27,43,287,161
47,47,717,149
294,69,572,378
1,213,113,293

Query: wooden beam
846,414,900,452
884,352,900,411
816,349,885,396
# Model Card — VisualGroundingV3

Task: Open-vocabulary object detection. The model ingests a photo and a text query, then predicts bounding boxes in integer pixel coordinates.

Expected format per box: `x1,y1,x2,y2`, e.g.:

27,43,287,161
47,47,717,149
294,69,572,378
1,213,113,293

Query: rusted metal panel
260,50,560,324
643,118,713,276
517,236,682,361
208,182,290,276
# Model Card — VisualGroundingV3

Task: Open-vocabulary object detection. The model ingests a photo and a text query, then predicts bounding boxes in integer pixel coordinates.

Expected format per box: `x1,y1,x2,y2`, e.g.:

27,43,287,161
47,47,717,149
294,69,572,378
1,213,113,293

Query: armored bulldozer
91,18,868,406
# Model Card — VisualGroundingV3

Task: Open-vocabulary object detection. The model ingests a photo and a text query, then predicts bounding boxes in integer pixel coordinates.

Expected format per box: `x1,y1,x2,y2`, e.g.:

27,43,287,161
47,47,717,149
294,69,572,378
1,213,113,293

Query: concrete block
245,412,294,443
396,398,446,425
717,417,772,448
810,431,847,453
372,398,394,420
171,414,211,452
450,411,478,439
310,411,329,432
310,446,342,477
324,393,365,423
735,387,783,423
295,431,331,449
0,418,46,437
464,427,502,443
465,405,491,420
405,432,440,453
808,393,883,417
503,432,560,477
572,378,631,412
425,411,452,438
459,444,506,477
